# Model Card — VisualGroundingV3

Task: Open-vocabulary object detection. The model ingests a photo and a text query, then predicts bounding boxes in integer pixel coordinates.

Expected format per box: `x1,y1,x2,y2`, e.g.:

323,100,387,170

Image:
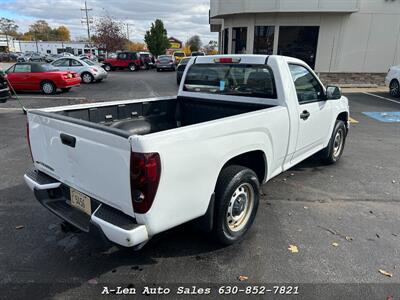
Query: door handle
60,133,76,148
300,110,310,120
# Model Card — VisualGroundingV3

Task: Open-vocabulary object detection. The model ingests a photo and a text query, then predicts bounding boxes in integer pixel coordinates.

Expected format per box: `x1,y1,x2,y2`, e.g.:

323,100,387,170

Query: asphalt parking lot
0,70,399,299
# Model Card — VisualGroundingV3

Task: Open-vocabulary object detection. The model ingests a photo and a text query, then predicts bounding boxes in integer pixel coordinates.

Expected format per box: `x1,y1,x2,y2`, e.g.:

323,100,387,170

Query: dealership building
210,0,400,84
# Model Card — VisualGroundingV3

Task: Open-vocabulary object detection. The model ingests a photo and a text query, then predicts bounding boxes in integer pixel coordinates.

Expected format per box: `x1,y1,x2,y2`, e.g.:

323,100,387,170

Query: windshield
183,64,277,99
82,58,95,66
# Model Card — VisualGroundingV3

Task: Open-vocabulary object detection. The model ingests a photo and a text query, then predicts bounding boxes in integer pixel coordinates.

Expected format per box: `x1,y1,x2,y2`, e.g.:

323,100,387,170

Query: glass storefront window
254,26,275,55
277,26,320,69
232,27,247,54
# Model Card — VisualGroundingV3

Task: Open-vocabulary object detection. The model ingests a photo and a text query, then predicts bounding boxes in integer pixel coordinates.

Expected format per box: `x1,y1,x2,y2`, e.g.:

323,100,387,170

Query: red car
102,52,141,72
6,62,81,94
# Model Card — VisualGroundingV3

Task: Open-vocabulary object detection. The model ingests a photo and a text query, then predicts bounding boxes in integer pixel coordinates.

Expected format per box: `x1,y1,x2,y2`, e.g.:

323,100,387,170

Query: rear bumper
24,168,148,247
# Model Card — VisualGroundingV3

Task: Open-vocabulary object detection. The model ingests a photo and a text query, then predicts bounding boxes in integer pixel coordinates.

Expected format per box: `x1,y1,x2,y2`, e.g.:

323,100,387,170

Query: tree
144,19,170,57
186,35,202,52
54,26,70,41
94,16,126,53
29,20,52,41
127,41,147,51
0,18,18,52
204,40,218,55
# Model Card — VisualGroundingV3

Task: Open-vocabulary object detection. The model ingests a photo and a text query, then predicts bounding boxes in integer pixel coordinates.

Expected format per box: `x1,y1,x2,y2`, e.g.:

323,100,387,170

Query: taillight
156,60,160,64
63,73,73,79
130,152,161,214
26,120,33,161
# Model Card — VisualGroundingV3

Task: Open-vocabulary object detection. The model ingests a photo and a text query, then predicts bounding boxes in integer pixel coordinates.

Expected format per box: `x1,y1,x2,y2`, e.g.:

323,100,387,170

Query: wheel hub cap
333,130,343,158
226,183,254,232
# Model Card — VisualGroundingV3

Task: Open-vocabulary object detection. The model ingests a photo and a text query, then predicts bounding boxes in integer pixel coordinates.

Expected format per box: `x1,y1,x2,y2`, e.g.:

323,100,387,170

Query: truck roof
192,54,305,66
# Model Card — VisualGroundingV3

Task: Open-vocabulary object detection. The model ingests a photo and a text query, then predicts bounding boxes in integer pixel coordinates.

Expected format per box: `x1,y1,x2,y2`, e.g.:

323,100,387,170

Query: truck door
116,53,129,68
288,63,333,163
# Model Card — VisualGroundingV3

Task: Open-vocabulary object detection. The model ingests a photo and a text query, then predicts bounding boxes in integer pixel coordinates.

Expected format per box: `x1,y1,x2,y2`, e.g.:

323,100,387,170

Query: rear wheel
213,165,260,245
321,120,347,164
41,81,56,95
129,64,137,72
103,64,112,72
81,72,94,84
389,79,400,98
61,87,71,92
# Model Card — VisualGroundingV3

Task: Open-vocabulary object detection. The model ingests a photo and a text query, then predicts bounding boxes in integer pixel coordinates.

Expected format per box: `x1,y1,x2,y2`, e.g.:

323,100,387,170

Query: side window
14,64,31,73
117,53,127,60
70,59,83,67
288,64,324,104
53,59,69,67
6,65,15,73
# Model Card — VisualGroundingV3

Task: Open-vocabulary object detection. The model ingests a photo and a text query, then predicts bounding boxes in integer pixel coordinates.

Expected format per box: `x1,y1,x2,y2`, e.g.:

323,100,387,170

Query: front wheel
389,79,400,98
321,120,347,164
213,165,260,245
81,72,94,84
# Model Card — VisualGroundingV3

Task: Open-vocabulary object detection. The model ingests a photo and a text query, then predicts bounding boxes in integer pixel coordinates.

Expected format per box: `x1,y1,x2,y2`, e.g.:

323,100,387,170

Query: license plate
70,188,91,215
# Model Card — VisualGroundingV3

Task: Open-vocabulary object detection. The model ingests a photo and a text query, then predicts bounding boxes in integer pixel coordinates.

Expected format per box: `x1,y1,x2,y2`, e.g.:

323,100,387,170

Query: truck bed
45,97,274,137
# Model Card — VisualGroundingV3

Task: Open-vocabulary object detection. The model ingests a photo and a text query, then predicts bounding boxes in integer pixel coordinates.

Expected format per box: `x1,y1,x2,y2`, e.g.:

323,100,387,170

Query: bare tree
0,18,18,53
94,16,126,53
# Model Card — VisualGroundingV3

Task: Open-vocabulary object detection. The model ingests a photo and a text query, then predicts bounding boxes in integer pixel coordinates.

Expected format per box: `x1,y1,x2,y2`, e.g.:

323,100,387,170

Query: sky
0,0,218,45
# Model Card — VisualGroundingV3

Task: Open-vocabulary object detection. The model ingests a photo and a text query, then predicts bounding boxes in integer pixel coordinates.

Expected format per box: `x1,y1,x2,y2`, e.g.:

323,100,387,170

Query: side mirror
0,70,5,76
326,85,342,100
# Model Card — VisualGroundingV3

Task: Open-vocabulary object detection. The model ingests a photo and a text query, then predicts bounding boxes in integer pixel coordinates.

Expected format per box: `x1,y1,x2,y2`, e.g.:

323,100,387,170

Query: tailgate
28,111,134,217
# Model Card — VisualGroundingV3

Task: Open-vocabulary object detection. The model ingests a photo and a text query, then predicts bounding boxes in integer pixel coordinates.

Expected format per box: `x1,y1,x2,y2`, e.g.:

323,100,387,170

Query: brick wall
318,72,387,87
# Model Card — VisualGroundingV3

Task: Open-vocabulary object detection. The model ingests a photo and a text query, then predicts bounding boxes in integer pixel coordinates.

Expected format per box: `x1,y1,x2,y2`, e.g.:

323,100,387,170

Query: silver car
156,55,176,72
51,57,107,83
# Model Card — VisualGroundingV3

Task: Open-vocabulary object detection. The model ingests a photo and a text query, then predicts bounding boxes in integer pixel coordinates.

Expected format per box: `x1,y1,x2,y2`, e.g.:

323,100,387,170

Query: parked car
45,54,59,63
386,65,400,97
5,62,80,94
17,53,44,63
102,52,141,72
156,55,176,71
173,51,186,64
51,57,107,83
24,55,349,248
138,52,154,69
191,51,205,57
0,72,10,103
176,57,191,84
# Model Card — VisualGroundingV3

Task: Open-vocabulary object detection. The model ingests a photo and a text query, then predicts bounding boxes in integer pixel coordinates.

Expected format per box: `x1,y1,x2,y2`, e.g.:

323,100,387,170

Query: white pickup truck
24,55,349,248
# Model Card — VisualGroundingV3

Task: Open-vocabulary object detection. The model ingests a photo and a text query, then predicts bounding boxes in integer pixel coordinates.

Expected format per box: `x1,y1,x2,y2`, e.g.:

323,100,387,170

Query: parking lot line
363,92,400,105
349,117,359,124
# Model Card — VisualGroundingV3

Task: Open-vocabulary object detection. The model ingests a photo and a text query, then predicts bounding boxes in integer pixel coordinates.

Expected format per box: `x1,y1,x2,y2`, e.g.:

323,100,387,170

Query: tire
61,87,71,92
103,64,112,72
213,165,260,245
129,64,137,72
41,81,56,95
177,78,181,85
81,72,94,84
389,79,400,98
320,120,347,164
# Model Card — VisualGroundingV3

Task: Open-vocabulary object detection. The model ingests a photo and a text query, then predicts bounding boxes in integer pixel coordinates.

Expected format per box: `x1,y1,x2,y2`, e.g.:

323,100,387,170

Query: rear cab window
183,63,277,99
